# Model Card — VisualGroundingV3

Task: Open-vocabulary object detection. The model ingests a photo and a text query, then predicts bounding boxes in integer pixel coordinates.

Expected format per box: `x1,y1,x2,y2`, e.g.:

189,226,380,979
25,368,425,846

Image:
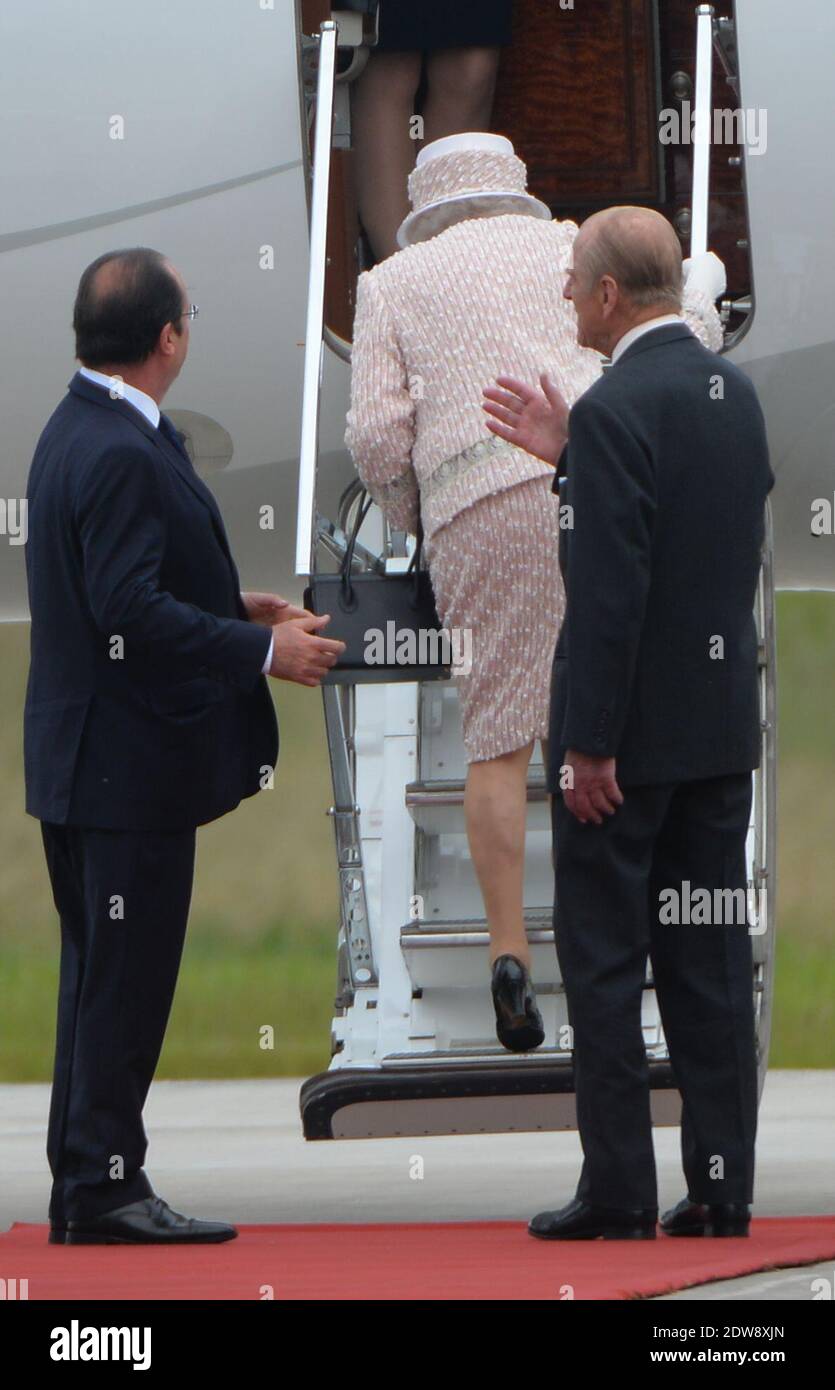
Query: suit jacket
547,323,775,791
24,372,279,831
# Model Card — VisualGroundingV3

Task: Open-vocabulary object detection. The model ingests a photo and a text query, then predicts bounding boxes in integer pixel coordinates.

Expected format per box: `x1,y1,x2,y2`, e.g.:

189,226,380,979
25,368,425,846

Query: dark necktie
158,410,225,542
157,412,192,465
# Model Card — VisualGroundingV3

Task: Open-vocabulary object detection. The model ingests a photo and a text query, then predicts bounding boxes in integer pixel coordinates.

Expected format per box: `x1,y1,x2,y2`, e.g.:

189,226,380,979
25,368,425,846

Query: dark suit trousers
552,772,758,1211
41,823,196,1225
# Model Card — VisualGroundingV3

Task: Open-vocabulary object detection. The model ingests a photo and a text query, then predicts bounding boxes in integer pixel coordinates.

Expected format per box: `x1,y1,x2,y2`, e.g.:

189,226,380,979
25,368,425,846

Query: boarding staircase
294,9,776,1140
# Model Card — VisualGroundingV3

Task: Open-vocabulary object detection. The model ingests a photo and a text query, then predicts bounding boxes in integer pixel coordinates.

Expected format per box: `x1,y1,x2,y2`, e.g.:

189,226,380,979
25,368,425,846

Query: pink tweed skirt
424,474,566,763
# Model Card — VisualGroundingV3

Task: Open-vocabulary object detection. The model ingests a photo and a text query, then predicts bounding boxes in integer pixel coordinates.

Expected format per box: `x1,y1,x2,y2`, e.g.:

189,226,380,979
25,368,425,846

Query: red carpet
4,1218,835,1300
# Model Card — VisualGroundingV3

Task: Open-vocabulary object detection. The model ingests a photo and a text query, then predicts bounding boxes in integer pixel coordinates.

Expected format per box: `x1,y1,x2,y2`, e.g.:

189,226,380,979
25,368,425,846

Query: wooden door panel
491,0,661,210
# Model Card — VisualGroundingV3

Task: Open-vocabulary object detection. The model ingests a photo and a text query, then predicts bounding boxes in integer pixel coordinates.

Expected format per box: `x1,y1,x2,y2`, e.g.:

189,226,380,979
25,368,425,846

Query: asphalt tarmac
2,1070,832,1300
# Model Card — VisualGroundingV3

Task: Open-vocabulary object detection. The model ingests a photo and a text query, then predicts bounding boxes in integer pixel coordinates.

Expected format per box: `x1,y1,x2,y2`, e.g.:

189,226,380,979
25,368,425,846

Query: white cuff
262,634,274,675
683,250,727,302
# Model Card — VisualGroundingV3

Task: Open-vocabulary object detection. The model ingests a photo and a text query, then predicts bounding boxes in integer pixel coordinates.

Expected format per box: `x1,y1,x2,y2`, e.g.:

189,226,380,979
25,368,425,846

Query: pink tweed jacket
345,212,723,541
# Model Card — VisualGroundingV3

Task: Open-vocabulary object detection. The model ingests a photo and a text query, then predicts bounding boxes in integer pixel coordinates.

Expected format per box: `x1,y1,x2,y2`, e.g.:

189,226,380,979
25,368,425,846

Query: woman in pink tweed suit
345,133,724,1051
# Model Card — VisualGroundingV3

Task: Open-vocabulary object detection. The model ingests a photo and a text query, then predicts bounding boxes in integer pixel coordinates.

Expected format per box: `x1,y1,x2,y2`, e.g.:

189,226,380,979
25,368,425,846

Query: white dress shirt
78,366,273,675
610,314,685,364
78,365,161,427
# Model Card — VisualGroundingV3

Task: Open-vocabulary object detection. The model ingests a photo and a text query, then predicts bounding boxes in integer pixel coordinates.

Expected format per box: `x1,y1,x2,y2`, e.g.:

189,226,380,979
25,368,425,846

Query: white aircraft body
1,0,833,1139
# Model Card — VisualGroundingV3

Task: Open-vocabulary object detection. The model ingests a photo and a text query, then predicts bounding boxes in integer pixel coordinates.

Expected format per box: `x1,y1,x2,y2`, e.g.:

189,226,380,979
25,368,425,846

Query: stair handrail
296,20,339,577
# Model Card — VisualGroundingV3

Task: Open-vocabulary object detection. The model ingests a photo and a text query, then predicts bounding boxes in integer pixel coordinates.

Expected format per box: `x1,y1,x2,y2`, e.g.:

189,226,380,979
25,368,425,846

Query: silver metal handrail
690,4,715,259
316,514,386,574
296,20,339,577
753,499,777,1098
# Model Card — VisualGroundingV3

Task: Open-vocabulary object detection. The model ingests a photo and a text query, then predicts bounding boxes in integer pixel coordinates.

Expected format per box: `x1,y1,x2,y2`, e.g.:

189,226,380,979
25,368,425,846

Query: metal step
402,909,553,947
381,1040,669,1067
401,912,554,988
384,1046,571,1065
406,775,549,832
400,916,665,997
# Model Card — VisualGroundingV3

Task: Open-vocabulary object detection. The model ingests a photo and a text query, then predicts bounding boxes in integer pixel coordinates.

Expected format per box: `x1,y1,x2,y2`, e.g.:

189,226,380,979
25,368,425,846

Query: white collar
78,366,161,428
610,315,685,364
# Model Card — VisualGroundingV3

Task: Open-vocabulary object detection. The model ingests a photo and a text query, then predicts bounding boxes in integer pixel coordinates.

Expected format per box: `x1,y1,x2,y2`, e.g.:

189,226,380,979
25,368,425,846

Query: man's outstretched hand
269,612,346,688
482,373,570,465
563,750,624,826
241,591,309,627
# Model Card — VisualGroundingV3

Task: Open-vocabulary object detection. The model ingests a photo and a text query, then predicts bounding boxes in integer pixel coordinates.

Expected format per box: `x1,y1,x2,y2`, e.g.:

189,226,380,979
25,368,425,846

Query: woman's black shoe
491,954,545,1052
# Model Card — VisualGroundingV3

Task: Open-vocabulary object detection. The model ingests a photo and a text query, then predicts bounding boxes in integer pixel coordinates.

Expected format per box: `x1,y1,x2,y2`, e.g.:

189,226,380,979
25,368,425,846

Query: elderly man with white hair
484,204,772,1241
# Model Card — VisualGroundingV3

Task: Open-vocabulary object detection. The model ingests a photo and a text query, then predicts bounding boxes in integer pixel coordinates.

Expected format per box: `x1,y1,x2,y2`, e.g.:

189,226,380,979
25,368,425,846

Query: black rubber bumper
300,1059,678,1140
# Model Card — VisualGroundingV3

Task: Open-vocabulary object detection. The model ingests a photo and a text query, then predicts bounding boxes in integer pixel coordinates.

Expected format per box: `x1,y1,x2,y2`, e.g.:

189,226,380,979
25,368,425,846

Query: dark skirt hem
375,1,513,53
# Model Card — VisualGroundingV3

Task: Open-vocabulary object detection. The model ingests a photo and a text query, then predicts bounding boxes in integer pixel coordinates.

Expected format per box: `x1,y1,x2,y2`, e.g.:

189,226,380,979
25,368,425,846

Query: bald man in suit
25,247,344,1245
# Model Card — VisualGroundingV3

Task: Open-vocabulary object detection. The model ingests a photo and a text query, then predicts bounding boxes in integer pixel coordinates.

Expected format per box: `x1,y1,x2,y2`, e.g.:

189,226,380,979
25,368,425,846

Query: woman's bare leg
464,740,536,967
351,45,502,260
351,50,423,262
422,46,502,143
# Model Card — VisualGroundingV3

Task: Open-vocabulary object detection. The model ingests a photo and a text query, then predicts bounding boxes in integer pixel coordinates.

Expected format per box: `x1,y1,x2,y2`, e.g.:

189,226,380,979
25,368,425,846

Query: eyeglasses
180,304,199,320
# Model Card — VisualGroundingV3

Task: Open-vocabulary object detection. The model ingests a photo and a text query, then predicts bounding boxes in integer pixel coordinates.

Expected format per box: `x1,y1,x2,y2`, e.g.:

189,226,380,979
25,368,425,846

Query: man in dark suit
25,247,345,1245
482,208,774,1240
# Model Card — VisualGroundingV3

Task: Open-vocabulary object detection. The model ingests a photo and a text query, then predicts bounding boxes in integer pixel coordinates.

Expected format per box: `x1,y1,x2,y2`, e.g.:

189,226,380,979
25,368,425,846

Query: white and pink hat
396,132,551,249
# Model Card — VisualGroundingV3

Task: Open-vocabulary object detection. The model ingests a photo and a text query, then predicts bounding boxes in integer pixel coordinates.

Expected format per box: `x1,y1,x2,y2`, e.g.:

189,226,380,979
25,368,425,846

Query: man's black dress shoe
59,1196,238,1245
491,954,545,1052
661,1197,751,1237
529,1198,657,1240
